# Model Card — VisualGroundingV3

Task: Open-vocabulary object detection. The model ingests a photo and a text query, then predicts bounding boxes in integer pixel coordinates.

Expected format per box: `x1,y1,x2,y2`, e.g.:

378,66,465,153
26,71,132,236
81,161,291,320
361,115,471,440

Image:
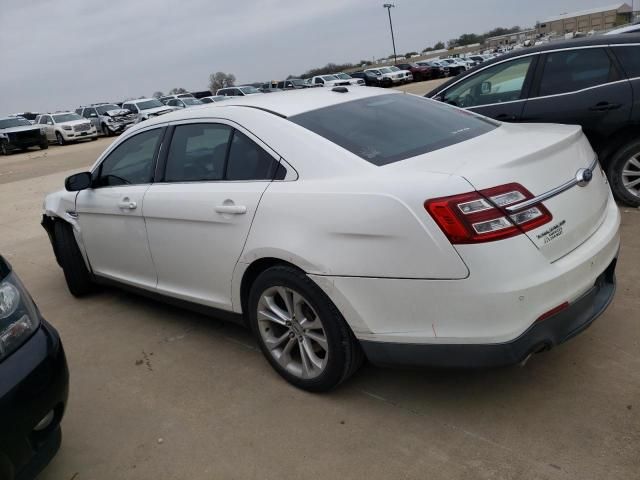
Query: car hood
58,119,93,127
105,109,131,117
0,125,42,134
141,106,175,115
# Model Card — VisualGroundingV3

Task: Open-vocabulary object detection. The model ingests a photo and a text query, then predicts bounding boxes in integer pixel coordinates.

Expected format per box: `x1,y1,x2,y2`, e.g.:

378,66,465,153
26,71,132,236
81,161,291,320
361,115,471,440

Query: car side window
164,123,232,182
167,99,177,106
443,56,534,108
39,116,47,125
123,104,137,114
611,46,640,78
226,130,279,181
95,128,163,187
538,48,613,97
84,108,97,118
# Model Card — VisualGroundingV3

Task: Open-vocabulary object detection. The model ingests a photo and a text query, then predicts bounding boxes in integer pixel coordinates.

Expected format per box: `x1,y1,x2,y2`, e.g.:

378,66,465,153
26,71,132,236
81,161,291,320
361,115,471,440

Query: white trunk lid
394,123,612,262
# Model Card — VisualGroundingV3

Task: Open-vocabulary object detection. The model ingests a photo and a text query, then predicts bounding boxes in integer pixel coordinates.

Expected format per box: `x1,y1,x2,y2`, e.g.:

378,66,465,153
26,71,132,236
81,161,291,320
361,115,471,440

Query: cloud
0,0,617,114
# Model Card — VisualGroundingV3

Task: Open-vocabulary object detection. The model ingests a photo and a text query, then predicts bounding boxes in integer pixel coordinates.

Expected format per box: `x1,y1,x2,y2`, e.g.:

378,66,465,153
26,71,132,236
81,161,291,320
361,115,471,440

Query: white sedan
42,87,620,391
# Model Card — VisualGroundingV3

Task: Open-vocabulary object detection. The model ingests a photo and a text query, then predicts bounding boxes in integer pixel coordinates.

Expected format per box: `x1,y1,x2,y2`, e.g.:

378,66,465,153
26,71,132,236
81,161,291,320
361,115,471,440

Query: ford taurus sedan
42,87,619,391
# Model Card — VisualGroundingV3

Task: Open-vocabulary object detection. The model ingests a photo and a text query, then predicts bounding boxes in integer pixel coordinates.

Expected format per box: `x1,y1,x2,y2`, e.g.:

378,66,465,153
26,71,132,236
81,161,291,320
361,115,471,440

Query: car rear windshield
289,94,497,166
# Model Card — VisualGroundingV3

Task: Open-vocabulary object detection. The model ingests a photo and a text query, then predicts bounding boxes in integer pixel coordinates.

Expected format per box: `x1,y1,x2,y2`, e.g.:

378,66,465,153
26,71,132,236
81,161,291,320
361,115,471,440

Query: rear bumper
360,258,616,368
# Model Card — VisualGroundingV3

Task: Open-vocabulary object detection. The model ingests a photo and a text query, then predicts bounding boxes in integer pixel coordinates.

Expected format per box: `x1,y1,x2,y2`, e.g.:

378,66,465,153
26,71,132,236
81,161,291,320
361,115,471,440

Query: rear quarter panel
239,173,471,279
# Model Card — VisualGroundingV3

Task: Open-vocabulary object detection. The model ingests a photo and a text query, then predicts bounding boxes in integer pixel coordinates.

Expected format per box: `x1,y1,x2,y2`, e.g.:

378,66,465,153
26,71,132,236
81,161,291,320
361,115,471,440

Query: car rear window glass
165,123,232,182
289,94,497,166
539,48,612,96
226,131,279,181
611,46,640,78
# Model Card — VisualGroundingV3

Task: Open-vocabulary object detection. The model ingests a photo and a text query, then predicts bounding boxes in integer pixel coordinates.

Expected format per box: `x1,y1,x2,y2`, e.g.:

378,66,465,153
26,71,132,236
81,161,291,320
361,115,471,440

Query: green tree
433,41,445,50
152,91,164,98
168,87,188,94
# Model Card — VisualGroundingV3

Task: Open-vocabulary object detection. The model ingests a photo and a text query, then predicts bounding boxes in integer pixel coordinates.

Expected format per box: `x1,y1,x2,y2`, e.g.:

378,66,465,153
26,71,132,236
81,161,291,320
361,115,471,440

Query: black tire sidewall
607,139,640,207
56,132,65,145
248,266,355,392
54,221,93,296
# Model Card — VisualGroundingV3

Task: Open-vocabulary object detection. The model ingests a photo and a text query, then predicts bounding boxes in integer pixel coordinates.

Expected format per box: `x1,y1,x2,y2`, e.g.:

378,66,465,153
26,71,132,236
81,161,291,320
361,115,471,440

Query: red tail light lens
425,183,552,244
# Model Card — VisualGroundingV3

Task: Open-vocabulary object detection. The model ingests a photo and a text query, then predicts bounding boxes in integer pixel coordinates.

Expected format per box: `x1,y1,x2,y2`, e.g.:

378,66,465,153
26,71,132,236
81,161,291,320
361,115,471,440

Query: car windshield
182,98,202,105
137,99,165,110
96,104,121,114
379,67,393,73
290,94,497,166
239,86,261,94
290,79,305,86
321,75,339,81
389,66,400,71
0,117,32,128
335,74,351,79
177,94,194,98
53,113,83,123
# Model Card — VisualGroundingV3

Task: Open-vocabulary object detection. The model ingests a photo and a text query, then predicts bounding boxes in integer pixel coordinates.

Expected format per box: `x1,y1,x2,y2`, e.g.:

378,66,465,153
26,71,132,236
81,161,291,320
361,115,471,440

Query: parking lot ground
0,105,638,480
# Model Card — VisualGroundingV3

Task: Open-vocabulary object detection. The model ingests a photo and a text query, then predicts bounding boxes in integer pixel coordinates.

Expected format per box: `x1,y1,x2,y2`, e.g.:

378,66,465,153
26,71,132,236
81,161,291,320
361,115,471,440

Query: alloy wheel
622,153,640,198
257,286,329,380
56,133,64,145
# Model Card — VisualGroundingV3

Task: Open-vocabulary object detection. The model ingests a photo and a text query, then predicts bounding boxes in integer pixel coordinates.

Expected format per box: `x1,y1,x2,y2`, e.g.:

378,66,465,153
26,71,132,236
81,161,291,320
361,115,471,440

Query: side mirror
481,81,492,94
65,172,92,191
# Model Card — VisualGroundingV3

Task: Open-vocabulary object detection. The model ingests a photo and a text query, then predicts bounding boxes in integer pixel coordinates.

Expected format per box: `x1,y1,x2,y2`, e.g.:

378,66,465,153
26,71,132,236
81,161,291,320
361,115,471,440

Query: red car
396,62,434,81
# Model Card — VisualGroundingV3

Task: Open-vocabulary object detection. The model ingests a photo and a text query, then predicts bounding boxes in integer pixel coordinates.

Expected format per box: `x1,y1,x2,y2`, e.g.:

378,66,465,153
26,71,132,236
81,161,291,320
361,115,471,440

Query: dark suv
426,34,640,206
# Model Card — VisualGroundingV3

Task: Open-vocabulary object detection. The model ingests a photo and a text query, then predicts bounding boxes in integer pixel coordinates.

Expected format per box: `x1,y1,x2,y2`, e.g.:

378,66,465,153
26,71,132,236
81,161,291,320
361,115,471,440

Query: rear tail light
424,183,552,244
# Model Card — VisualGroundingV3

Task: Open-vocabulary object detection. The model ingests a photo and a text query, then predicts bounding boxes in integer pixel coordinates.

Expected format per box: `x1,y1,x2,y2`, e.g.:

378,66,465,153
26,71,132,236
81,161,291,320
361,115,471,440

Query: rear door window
164,123,232,182
226,131,279,181
290,94,496,166
538,48,613,96
611,46,640,78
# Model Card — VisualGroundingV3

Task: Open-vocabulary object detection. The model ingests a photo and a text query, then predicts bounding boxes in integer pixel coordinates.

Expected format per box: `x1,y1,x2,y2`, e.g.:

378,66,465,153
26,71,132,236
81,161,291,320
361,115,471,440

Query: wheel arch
597,125,640,166
236,257,306,317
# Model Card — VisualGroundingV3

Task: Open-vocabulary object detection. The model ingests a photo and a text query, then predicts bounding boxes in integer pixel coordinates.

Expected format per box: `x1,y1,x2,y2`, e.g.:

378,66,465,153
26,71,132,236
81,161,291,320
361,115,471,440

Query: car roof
138,87,400,125
426,33,640,97
126,98,156,104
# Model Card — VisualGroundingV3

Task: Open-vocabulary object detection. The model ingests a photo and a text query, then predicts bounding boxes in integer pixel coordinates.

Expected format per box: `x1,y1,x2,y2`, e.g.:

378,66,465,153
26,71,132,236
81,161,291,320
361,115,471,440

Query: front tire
54,221,94,297
55,132,66,146
248,265,363,392
102,124,111,137
607,139,640,207
0,142,8,155
40,141,48,150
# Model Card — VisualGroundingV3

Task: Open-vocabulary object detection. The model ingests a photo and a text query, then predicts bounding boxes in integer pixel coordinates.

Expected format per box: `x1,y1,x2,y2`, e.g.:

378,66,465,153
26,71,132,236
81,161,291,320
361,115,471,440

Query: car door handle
117,198,137,210
495,113,517,121
215,205,247,215
589,102,622,112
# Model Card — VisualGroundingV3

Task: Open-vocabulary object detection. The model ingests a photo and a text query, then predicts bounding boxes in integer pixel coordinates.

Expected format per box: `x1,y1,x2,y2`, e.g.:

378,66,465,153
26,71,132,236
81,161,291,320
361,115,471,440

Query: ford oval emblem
576,168,593,187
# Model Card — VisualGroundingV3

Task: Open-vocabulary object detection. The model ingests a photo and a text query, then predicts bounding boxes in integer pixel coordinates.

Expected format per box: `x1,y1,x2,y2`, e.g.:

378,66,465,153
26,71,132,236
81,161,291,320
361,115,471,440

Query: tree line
146,24,523,98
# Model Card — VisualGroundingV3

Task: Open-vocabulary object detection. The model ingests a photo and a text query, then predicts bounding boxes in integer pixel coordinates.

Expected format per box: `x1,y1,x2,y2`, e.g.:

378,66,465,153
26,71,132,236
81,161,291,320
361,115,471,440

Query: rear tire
248,265,363,392
0,142,8,155
54,221,94,297
40,141,48,150
606,139,640,207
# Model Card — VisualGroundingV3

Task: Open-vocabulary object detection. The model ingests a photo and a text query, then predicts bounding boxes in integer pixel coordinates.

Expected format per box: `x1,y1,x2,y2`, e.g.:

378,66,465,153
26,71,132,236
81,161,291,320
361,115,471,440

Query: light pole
383,3,397,65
